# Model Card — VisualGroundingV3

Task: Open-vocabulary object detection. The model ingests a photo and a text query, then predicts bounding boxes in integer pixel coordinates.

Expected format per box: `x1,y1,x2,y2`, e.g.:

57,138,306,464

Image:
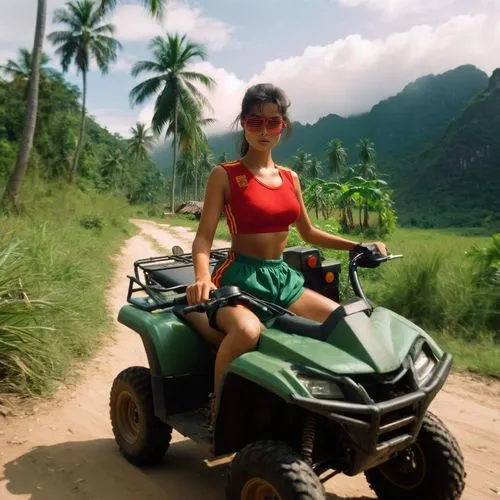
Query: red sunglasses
243,114,284,134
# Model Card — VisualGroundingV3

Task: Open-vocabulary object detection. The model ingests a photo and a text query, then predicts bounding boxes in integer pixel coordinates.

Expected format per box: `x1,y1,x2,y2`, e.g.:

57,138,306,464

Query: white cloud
206,13,500,132
110,54,138,72
111,1,234,50
121,12,500,141
86,11,500,141
89,108,139,137
339,0,458,18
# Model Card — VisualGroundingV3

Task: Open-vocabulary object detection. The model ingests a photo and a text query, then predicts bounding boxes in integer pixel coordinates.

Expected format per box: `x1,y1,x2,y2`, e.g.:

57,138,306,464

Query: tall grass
0,179,136,396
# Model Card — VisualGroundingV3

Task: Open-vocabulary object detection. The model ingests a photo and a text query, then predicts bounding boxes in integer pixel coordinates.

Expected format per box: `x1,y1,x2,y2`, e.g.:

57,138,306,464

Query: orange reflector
307,255,317,267
325,272,335,284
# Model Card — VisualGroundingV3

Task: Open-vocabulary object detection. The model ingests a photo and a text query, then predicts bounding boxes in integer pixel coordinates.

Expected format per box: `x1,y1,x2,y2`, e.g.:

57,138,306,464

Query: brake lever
239,295,269,312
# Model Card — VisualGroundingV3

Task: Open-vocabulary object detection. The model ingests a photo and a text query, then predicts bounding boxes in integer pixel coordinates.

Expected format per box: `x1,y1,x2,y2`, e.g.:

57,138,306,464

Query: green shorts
211,251,305,322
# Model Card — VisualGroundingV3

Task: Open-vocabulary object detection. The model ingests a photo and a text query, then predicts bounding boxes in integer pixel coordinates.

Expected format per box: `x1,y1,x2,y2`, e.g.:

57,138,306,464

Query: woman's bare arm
188,166,227,303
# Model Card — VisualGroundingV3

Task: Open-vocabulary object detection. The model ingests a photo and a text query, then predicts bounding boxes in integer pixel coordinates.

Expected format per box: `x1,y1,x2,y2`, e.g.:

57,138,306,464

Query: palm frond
129,76,164,106
130,59,164,77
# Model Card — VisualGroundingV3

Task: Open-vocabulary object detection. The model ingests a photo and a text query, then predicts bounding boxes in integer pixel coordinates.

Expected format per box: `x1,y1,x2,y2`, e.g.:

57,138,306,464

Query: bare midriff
230,232,290,260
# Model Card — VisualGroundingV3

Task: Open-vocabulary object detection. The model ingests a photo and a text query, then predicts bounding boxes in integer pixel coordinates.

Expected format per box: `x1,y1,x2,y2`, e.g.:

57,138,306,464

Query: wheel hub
241,477,282,500
379,444,427,490
116,391,140,444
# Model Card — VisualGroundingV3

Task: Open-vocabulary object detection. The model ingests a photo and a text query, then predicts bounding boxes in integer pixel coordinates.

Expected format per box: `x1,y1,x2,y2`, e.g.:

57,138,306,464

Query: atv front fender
227,351,310,400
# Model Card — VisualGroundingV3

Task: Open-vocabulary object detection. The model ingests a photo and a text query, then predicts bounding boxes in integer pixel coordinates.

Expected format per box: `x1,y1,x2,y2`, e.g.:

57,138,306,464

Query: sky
1,0,499,139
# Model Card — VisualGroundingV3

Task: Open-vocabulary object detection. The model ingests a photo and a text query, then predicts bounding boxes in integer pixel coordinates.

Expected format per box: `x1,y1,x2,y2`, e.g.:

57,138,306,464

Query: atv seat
147,264,216,289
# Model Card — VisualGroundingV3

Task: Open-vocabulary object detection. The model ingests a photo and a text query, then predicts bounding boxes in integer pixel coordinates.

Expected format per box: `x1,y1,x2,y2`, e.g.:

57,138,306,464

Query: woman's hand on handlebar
362,241,388,256
186,278,217,305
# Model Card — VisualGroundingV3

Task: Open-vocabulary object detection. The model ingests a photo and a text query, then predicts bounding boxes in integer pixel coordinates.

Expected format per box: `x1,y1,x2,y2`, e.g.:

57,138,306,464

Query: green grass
158,213,499,377
0,178,137,396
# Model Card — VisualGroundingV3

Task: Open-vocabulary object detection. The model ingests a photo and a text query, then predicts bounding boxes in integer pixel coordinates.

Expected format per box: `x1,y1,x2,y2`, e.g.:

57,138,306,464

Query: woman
186,83,387,429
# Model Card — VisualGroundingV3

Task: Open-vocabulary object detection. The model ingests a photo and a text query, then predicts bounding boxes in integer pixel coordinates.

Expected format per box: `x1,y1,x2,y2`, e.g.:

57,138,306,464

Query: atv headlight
414,347,437,383
296,375,344,400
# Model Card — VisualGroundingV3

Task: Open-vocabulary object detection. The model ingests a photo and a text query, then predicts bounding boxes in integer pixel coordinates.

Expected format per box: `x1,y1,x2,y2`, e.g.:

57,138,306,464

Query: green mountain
202,64,488,163
391,69,500,229
152,65,488,168
151,64,495,228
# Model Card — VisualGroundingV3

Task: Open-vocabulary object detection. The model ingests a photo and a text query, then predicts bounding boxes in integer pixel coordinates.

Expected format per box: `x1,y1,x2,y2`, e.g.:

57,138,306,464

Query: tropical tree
198,146,215,196
291,148,312,177
303,178,330,219
308,157,323,179
355,137,377,179
0,48,51,83
217,151,227,164
129,33,216,212
165,110,215,199
322,181,353,232
128,122,154,160
48,0,122,183
355,138,378,226
2,0,47,212
326,138,347,179
102,148,125,189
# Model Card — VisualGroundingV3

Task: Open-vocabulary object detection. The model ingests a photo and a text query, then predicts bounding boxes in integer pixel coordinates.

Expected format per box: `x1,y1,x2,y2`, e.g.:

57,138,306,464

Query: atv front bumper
290,352,452,475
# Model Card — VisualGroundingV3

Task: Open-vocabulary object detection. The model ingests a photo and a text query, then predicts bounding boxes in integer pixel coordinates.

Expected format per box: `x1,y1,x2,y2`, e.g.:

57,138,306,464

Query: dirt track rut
1,219,499,499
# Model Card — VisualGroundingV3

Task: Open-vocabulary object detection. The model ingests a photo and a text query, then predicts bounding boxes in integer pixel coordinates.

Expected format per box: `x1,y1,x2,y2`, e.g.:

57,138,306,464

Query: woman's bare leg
211,305,264,417
184,311,224,347
287,288,340,322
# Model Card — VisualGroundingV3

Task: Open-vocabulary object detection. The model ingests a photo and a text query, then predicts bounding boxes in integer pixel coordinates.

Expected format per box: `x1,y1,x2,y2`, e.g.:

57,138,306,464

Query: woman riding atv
186,83,387,430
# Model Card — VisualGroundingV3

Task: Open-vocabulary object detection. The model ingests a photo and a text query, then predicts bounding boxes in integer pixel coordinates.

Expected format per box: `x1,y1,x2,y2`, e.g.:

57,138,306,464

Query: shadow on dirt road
2,437,372,500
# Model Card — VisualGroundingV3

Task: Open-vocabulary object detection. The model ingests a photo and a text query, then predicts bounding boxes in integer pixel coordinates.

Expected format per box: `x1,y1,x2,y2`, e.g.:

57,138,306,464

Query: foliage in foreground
0,180,135,396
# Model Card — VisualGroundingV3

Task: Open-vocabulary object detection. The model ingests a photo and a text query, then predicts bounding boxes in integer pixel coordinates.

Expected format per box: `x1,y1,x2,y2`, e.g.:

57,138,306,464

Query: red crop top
220,160,301,234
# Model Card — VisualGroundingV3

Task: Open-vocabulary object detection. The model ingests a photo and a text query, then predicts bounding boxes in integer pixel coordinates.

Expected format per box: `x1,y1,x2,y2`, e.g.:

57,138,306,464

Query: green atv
109,245,466,499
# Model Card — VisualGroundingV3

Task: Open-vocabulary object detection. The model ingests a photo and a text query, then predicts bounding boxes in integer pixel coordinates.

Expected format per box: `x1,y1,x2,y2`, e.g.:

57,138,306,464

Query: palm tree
0,48,51,83
308,157,323,179
355,138,378,226
128,122,154,160
129,33,216,212
198,146,215,197
2,0,47,212
99,0,165,18
103,148,125,189
326,138,347,179
165,110,215,199
291,148,312,177
48,0,122,183
217,151,227,164
356,138,377,179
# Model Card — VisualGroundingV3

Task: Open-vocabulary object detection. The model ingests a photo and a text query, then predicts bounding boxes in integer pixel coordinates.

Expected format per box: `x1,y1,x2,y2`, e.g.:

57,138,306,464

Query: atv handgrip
183,302,207,314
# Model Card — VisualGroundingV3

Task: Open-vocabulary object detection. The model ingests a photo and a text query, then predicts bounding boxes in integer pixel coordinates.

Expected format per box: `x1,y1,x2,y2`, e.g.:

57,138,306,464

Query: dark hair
233,83,293,156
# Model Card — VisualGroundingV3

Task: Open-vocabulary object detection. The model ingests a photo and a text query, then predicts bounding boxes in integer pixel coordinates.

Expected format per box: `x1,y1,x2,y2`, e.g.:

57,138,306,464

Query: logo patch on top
235,174,248,188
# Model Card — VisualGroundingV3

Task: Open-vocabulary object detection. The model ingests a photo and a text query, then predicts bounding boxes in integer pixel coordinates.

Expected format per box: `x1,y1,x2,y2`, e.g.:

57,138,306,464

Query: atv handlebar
182,285,291,318
181,247,403,318
127,245,402,318
349,246,403,302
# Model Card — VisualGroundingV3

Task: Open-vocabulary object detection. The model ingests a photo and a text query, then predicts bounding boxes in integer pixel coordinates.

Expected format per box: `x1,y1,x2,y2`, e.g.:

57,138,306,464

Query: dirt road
1,219,499,499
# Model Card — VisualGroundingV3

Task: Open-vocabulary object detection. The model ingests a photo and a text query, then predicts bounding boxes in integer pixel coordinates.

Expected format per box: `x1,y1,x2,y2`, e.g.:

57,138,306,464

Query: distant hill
151,64,495,228
390,69,500,229
152,64,488,168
